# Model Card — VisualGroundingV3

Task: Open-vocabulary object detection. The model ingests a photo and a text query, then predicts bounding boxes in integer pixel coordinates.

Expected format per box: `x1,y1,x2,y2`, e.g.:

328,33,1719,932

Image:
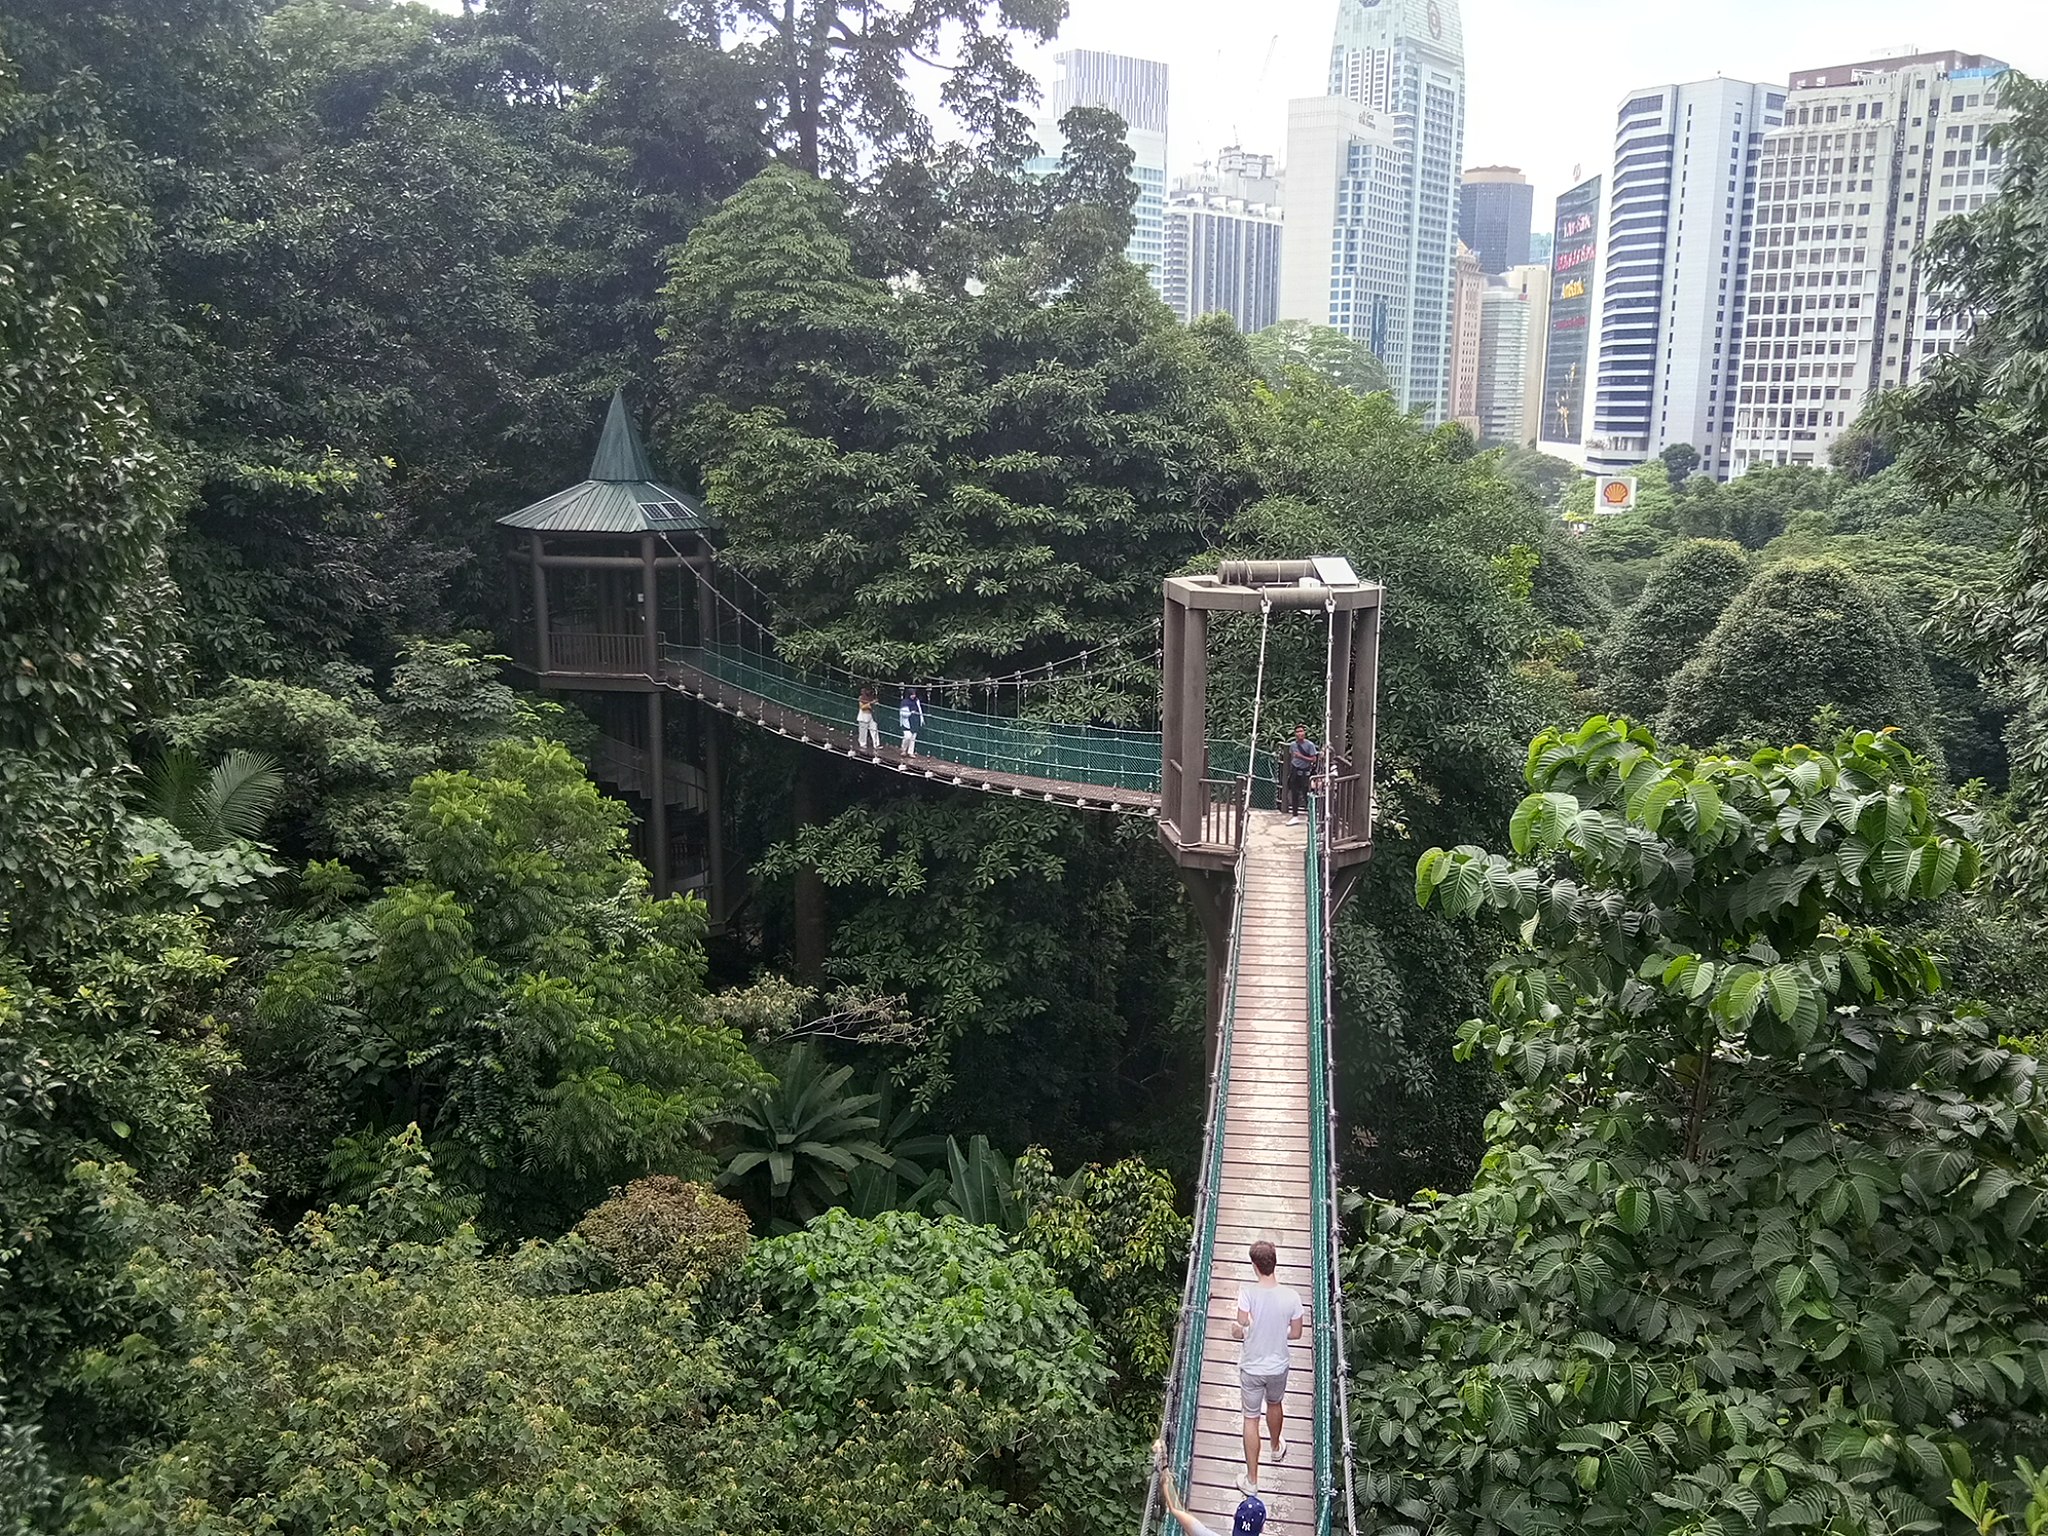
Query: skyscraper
1586,79,1786,479
1279,97,1407,367
1475,278,1530,442
1507,261,1552,444
1459,166,1534,272
1730,51,2011,474
1449,241,1484,429
1322,0,1468,419
1033,50,1170,295
1540,175,1601,447
1163,154,1284,330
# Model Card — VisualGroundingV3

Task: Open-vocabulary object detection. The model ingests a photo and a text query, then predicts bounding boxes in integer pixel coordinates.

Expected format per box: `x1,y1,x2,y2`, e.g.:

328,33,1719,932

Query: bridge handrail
662,636,1278,799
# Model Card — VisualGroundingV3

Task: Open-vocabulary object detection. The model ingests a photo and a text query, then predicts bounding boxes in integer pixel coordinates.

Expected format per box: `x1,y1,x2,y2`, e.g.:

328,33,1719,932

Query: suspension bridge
657,567,1373,1536
502,399,1376,1535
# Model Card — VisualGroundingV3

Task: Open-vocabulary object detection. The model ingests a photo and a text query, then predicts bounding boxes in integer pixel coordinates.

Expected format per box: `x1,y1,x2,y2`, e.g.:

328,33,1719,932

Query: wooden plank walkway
660,654,1163,817
1188,810,1319,1536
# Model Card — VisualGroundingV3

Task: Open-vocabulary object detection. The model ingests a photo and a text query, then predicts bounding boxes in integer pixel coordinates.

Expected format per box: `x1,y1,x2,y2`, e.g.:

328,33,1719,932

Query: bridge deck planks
1182,810,1325,1536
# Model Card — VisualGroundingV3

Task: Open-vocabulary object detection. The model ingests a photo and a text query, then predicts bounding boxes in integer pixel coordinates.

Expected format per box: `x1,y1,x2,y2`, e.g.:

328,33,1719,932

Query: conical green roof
589,389,656,481
499,389,713,536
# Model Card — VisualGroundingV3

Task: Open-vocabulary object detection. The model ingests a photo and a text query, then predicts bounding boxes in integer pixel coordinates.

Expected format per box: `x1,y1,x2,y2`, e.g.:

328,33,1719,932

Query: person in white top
1232,1239,1303,1496
856,688,880,752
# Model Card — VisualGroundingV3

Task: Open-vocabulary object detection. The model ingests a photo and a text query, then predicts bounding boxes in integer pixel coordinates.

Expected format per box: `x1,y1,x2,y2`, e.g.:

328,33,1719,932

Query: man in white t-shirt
1232,1239,1304,1497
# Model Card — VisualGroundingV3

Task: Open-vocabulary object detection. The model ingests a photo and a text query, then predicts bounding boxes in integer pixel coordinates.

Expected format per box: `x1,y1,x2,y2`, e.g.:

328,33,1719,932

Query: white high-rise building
1478,261,1551,445
1279,97,1407,369
1032,50,1169,295
1163,184,1284,331
1332,0,1466,418
1476,277,1530,442
1449,241,1484,430
1730,51,2010,474
1587,78,1786,479
1280,0,1465,418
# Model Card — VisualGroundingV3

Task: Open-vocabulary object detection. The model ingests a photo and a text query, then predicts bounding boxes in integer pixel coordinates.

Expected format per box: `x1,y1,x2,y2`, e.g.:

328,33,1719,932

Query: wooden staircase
1187,809,1319,1536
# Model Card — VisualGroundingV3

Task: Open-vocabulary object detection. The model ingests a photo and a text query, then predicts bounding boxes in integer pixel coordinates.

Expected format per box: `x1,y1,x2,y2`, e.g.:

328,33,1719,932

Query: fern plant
719,1043,892,1229
140,747,286,850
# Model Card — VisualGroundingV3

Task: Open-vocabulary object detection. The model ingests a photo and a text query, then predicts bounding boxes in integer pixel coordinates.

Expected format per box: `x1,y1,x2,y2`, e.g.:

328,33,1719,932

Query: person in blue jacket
900,688,926,756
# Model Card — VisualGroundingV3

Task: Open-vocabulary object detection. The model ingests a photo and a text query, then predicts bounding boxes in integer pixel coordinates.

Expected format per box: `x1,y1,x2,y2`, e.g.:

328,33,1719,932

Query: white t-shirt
1237,1281,1303,1374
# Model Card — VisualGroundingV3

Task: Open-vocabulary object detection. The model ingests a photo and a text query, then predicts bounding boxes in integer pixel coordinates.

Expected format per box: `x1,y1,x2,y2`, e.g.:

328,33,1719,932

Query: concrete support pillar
1161,597,1185,835
1177,607,1208,837
1351,605,1381,831
1329,609,1355,772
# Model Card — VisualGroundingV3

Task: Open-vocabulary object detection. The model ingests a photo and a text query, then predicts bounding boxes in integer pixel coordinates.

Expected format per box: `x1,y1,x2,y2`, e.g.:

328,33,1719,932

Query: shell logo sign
1596,476,1638,513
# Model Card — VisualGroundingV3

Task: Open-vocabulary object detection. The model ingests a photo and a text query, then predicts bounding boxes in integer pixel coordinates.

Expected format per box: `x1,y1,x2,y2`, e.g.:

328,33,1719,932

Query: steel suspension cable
1144,596,1275,1535
1311,597,1360,1536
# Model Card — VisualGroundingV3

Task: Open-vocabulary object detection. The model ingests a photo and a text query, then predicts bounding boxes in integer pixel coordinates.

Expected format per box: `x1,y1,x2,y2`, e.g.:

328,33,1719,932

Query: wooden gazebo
500,390,723,905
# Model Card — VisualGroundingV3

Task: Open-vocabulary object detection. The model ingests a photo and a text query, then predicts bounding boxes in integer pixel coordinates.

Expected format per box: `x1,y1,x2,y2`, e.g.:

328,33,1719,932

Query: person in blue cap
1153,1440,1266,1536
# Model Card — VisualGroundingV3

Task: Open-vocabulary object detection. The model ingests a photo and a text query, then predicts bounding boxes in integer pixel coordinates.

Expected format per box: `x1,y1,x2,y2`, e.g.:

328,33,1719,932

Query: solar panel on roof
638,501,667,517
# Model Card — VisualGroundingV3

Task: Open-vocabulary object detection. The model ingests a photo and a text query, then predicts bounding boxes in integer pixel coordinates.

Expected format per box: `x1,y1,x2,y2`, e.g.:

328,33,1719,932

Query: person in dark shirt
1284,726,1319,826
1154,1440,1266,1536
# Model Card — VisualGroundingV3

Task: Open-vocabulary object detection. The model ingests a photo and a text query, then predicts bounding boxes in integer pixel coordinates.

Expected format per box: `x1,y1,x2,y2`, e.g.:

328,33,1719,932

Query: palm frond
201,749,285,845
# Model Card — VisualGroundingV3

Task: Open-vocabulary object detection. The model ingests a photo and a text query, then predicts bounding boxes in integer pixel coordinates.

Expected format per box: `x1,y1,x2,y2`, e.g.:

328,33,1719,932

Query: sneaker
1237,1474,1258,1497
1287,815,1299,826
1271,1436,1289,1464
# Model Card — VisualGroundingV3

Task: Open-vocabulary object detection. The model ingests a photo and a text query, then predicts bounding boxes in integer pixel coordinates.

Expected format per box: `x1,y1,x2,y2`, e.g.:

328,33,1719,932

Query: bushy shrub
575,1176,752,1290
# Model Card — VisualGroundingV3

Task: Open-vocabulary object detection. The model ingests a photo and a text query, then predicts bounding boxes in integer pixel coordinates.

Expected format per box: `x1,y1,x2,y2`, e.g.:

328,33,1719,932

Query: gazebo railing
547,631,648,674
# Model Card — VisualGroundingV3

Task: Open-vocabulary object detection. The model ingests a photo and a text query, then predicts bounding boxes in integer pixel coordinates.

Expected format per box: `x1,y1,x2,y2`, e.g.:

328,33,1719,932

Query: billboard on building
1540,175,1601,447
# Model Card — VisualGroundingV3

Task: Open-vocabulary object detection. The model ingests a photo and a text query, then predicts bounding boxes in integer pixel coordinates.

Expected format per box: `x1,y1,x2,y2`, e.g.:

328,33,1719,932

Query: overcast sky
1029,0,2048,215
411,0,2048,220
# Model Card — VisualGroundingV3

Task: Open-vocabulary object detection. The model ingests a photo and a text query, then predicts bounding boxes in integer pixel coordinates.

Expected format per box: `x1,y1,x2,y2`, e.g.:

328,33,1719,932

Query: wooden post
530,534,550,673
1176,869,1233,1069
704,708,725,925
791,754,826,982
647,690,669,897
640,534,660,676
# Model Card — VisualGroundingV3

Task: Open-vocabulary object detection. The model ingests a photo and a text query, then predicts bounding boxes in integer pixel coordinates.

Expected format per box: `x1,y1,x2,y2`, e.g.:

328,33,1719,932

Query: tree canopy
1660,560,1939,756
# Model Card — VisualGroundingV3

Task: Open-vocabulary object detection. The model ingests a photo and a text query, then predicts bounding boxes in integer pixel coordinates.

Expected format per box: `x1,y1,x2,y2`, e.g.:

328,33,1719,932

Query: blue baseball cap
1232,1495,1267,1536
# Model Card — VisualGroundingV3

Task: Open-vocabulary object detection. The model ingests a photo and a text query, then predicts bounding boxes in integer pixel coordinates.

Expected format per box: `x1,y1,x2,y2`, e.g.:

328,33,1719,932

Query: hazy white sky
411,0,2048,220
1029,0,2048,215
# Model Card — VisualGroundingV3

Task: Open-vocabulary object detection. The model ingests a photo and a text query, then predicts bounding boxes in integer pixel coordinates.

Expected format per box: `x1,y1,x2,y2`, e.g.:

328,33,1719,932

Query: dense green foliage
12,5,2048,1533
257,739,763,1233
1661,560,1939,756
1381,719,2048,1536
1595,539,1751,723
1882,72,2048,893
664,161,1244,678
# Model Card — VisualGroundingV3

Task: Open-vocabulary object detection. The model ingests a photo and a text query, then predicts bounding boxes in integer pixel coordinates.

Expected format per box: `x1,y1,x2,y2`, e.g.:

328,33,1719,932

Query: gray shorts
1240,1367,1288,1415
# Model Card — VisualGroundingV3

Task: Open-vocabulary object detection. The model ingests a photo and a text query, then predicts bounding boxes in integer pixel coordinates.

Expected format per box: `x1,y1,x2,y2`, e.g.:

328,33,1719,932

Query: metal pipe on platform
1216,559,1319,586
